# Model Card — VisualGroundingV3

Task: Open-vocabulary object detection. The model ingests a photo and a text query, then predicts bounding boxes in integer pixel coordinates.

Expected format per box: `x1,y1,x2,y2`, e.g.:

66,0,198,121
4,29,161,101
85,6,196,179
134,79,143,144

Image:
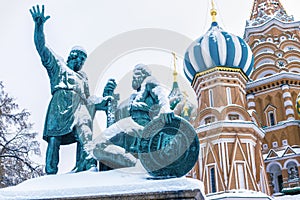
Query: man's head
66,46,87,72
132,64,151,91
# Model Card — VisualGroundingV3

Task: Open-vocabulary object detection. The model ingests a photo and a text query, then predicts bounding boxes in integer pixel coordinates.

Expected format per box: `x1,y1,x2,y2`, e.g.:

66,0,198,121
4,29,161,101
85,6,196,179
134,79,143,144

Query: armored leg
45,136,62,174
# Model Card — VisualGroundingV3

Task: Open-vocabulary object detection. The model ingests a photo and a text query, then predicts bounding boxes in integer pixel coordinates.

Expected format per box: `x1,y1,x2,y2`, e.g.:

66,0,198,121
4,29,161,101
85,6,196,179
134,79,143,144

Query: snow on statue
85,64,176,169
84,64,199,178
30,5,199,178
30,5,113,174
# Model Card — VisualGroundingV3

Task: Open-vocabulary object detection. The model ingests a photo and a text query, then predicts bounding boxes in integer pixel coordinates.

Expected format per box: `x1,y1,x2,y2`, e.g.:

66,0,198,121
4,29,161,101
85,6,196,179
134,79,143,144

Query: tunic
42,52,93,145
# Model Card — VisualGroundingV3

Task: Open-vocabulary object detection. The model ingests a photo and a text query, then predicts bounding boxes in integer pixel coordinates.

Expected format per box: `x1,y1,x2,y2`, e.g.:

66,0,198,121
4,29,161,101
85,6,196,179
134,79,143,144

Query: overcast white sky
1,0,300,174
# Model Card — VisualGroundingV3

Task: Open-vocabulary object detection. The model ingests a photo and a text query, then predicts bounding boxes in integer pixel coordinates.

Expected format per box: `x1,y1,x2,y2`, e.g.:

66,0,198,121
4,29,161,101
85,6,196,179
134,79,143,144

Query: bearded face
66,50,87,72
132,70,145,91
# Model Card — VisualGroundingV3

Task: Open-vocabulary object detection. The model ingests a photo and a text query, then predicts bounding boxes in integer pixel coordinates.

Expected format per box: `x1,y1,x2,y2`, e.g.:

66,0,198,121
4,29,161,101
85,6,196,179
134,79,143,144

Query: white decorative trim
199,114,217,126
284,100,293,107
281,84,290,91
282,139,288,146
287,117,295,120
255,61,275,71
209,89,214,107
283,92,292,99
212,138,235,144
289,67,300,73
252,87,281,96
256,69,276,79
240,139,256,146
263,144,268,150
199,82,246,95
286,108,295,116
196,121,265,139
272,141,278,148
248,102,255,108
246,94,255,100
226,87,232,105
250,144,256,175
226,112,245,120
221,142,228,185
263,120,300,132
226,142,230,175
218,143,222,170
199,132,258,142
283,159,300,169
266,161,282,172
244,18,300,41
246,72,300,90
266,110,277,126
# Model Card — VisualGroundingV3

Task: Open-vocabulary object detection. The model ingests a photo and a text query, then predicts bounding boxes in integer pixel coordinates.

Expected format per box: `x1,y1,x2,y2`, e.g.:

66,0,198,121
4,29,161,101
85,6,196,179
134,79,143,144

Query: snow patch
0,163,204,200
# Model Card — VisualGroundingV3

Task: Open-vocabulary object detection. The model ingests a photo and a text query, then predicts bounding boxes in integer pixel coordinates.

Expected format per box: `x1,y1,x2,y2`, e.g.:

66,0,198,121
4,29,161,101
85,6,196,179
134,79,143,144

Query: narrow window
268,111,275,126
237,164,246,189
209,89,214,107
210,167,217,193
226,87,232,104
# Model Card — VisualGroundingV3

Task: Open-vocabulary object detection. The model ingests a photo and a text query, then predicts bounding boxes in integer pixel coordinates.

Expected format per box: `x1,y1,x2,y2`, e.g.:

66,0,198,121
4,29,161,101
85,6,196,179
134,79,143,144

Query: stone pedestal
48,189,204,200
0,164,205,200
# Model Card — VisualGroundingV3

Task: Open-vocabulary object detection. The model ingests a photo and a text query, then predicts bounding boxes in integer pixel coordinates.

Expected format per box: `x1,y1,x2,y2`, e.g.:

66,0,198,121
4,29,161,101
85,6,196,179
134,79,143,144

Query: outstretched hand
29,5,50,25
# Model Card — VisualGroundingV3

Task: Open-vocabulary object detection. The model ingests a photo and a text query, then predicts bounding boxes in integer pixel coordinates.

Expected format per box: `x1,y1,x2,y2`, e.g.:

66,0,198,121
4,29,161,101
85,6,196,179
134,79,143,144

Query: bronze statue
30,5,112,174
30,5,199,178
84,64,199,178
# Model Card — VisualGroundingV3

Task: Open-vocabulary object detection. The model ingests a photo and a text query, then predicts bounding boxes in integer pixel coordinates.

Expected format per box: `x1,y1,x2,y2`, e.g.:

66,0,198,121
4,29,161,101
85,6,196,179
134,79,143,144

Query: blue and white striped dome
183,22,254,83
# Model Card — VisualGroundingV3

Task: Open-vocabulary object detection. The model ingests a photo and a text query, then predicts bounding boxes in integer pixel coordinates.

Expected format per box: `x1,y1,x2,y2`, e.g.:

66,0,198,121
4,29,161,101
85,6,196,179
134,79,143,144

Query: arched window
267,163,283,193
287,161,299,181
205,116,216,124
228,114,239,120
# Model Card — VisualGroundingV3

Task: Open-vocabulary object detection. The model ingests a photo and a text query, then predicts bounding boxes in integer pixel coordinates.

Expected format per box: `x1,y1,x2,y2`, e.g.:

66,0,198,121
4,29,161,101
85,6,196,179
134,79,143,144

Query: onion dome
183,4,254,83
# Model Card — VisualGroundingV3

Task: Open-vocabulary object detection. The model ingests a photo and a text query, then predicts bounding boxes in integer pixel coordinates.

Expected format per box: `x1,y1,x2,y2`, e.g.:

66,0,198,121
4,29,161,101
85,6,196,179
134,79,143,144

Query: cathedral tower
244,0,300,195
184,1,270,197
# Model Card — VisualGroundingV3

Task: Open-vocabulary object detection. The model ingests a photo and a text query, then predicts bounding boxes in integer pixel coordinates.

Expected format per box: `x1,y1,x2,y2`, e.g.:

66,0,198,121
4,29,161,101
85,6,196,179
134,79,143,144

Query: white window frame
206,163,218,194
272,141,278,148
209,166,217,193
267,110,276,126
209,89,214,107
226,87,232,105
263,144,268,150
237,163,246,189
228,114,239,120
205,116,216,124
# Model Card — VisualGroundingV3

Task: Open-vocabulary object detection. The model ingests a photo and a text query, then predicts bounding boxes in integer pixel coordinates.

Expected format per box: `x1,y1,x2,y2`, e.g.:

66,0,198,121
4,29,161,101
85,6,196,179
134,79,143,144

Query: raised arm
29,5,51,63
